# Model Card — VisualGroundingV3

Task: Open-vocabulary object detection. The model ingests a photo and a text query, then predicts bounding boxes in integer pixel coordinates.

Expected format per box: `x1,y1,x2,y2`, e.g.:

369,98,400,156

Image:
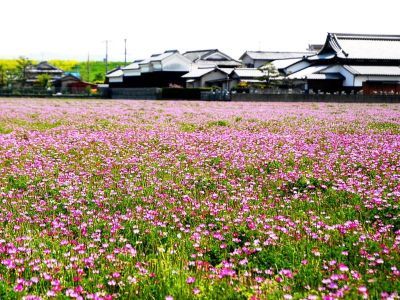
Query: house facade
106,50,192,88
25,61,64,86
183,67,271,91
282,33,400,94
182,67,231,89
54,74,97,94
107,49,242,90
230,68,268,87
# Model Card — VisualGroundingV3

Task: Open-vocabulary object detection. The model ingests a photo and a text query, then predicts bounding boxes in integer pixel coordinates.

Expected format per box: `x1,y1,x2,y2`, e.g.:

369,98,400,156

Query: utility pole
87,53,90,82
105,40,109,74
124,38,127,66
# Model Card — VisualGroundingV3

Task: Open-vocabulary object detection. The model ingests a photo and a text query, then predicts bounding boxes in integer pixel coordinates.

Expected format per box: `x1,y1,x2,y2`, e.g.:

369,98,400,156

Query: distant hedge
161,88,212,100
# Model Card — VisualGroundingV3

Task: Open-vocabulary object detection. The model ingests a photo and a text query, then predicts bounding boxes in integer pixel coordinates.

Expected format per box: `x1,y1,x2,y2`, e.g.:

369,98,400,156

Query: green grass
180,123,197,132
0,122,12,134
368,121,400,133
207,120,230,127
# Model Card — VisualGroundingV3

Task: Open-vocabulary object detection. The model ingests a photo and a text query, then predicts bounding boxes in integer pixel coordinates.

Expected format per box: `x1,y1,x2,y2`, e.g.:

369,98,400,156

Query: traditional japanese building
283,33,400,94
54,74,97,94
107,49,242,90
182,67,232,89
240,51,313,68
230,68,268,87
25,61,64,86
106,50,192,88
183,49,242,68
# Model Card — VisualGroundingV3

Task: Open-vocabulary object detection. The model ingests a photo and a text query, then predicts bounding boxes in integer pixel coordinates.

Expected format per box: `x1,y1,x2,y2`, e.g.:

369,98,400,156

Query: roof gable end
317,32,400,60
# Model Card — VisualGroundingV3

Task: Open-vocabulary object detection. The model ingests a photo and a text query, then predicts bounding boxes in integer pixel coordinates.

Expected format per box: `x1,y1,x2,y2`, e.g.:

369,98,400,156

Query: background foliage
0,59,124,83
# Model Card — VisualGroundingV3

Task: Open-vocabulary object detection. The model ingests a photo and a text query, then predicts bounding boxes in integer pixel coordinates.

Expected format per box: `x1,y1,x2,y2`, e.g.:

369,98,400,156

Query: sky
1,0,399,62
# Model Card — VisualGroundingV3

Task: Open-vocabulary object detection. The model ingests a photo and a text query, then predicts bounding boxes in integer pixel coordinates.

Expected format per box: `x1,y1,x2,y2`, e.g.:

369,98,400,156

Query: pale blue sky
1,0,399,61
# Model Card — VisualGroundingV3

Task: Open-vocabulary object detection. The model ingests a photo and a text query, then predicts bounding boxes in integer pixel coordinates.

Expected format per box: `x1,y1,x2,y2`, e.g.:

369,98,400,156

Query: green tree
0,64,5,87
0,65,16,88
93,72,104,83
15,56,33,86
260,63,280,87
37,74,51,88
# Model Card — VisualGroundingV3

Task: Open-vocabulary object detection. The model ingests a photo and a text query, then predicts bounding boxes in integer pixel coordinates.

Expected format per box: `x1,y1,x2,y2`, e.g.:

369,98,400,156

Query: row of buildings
14,61,96,93
106,33,400,95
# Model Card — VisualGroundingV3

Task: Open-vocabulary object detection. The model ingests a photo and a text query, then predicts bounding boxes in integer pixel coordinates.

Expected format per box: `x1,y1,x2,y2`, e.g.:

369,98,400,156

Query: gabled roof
183,49,242,67
286,65,330,79
60,74,81,81
182,68,215,78
343,65,400,76
32,61,63,71
27,61,64,74
106,69,124,78
64,72,81,79
147,51,176,62
123,60,144,70
270,58,302,70
240,51,313,61
232,68,266,78
286,65,344,80
182,67,230,79
106,67,121,74
183,49,219,62
317,33,400,60
123,51,189,71
194,60,242,67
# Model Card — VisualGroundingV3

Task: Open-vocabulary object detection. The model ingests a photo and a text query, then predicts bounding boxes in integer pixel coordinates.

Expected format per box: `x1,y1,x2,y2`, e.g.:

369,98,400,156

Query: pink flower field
0,99,399,300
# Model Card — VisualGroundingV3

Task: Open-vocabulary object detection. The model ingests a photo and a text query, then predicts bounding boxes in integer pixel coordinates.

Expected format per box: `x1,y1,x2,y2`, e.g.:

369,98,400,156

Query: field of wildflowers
0,99,399,300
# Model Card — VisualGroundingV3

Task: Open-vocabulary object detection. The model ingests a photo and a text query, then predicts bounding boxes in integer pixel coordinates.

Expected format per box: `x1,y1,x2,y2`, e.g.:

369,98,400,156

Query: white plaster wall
322,65,355,87
163,55,191,72
151,62,162,71
285,61,311,75
242,56,254,67
355,75,400,87
109,76,123,83
201,71,229,87
140,64,151,73
124,69,141,76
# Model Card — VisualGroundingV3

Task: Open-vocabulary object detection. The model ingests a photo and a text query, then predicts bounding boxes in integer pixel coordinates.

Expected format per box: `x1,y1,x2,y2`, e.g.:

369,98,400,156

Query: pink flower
107,280,116,286
255,277,264,283
47,290,56,297
358,286,367,293
14,283,24,292
338,263,349,272
186,277,196,284
280,269,293,278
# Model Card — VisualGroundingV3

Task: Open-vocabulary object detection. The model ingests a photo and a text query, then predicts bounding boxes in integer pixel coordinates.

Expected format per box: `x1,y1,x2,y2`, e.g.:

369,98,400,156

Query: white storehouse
106,49,241,89
106,50,193,88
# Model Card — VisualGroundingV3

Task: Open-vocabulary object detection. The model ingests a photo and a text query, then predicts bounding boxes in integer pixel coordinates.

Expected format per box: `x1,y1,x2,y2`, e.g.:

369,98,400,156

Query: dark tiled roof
240,51,313,61
317,33,400,60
